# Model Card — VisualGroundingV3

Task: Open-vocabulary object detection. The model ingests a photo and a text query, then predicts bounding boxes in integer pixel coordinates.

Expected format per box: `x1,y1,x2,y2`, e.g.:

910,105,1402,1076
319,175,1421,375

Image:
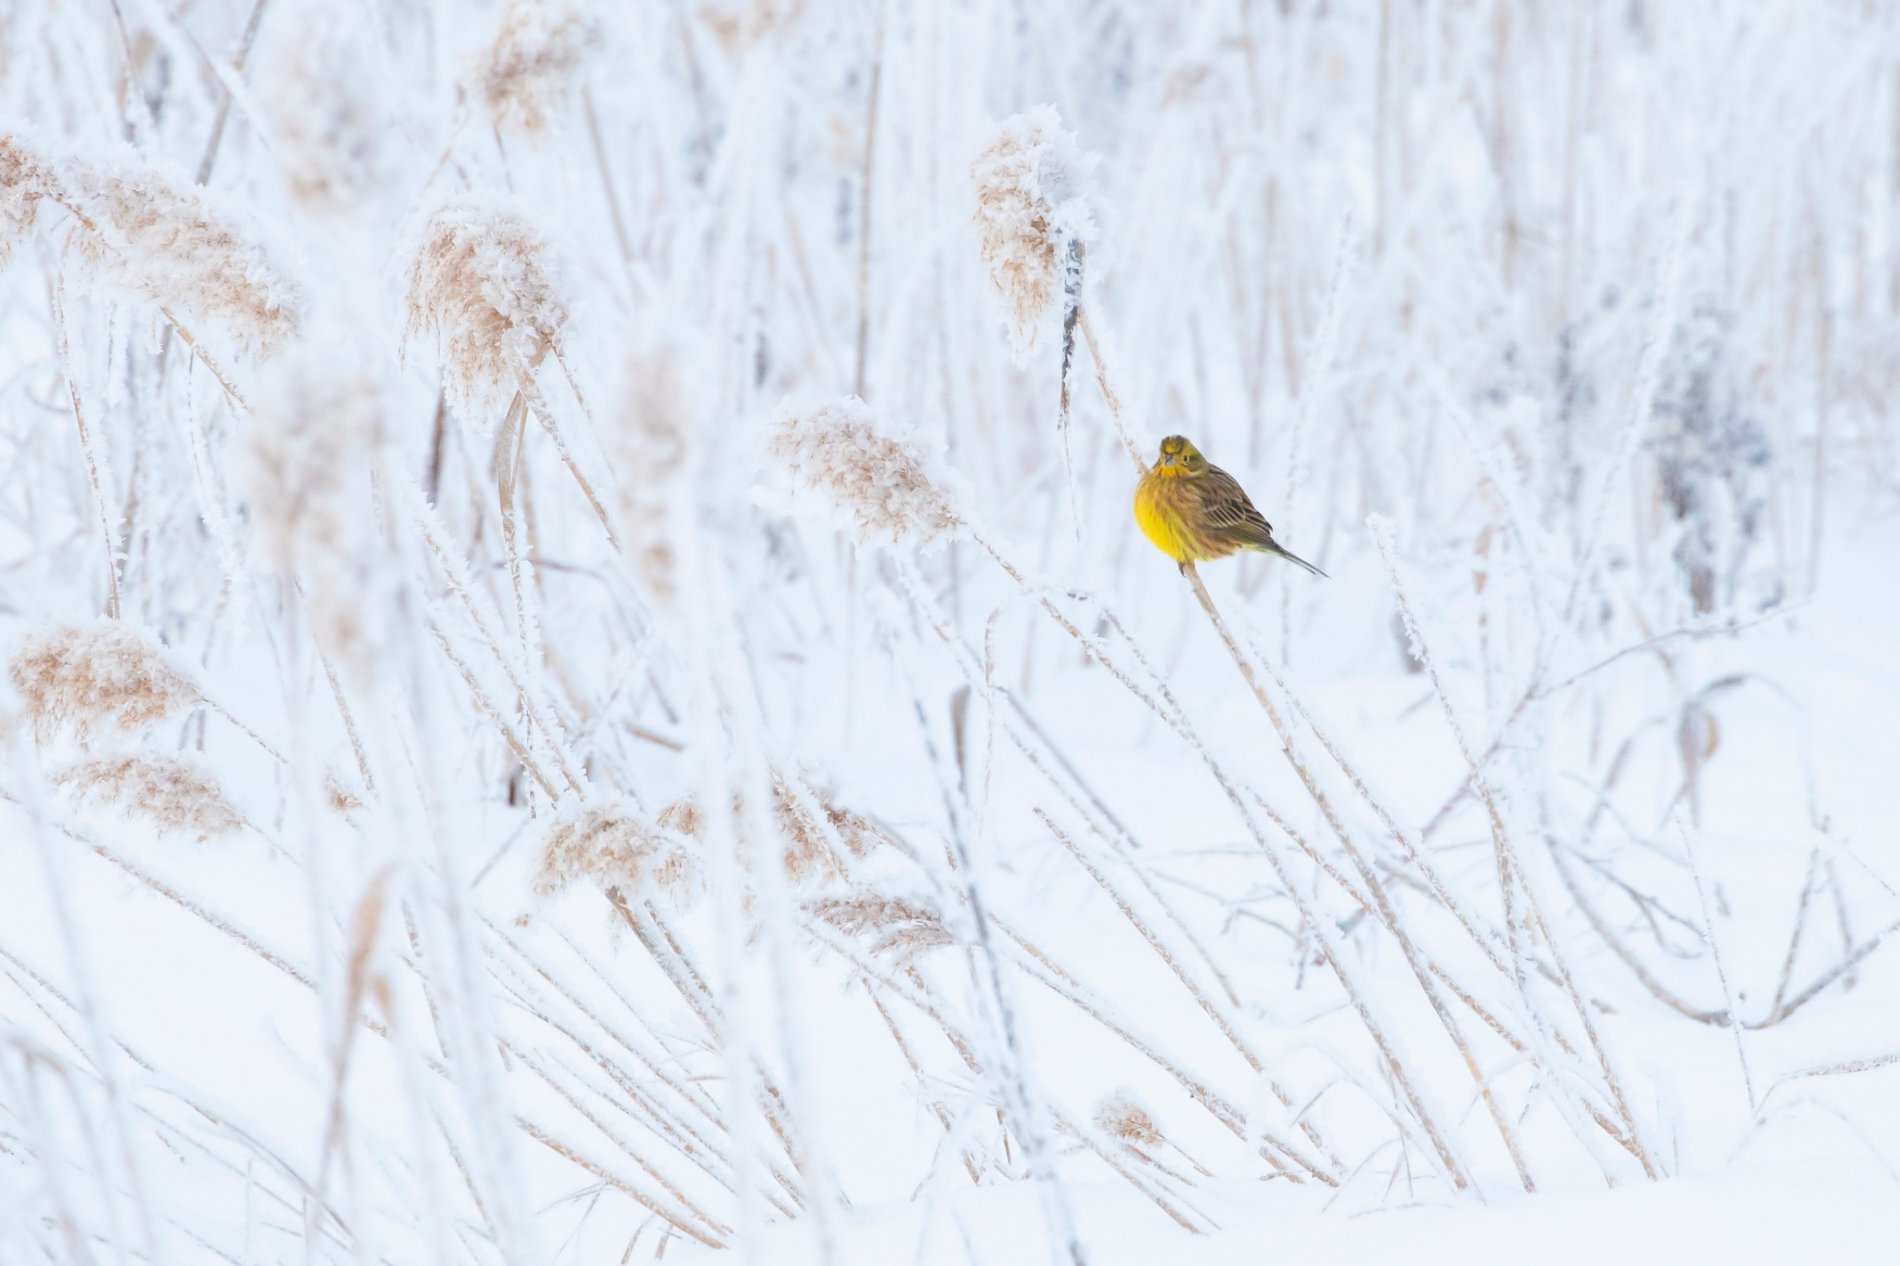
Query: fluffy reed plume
611,349,688,605
767,397,961,546
0,133,62,257
55,753,244,841
10,624,202,744
534,797,702,906
263,15,390,213
819,798,879,859
244,345,386,677
769,771,849,886
79,160,298,355
402,202,568,418
325,770,366,816
22,132,303,356
657,772,851,888
475,0,601,133
655,794,701,838
1092,1090,1164,1148
971,105,1095,362
806,891,954,963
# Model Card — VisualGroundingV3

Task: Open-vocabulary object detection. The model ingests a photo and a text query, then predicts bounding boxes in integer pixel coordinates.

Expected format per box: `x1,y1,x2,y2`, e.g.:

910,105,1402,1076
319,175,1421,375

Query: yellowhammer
1134,435,1326,576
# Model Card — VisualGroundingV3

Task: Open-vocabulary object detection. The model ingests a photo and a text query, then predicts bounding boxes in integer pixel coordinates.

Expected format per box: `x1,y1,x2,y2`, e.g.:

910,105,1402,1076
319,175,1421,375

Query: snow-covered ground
2,1,1898,1263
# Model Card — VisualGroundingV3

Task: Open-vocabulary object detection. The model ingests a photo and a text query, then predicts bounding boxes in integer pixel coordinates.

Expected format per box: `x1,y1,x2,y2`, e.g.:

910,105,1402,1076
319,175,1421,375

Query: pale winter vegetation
1,2,1898,1264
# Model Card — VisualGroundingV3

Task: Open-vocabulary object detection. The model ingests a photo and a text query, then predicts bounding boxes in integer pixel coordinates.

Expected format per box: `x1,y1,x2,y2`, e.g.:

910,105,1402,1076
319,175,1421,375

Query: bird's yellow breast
1133,470,1199,563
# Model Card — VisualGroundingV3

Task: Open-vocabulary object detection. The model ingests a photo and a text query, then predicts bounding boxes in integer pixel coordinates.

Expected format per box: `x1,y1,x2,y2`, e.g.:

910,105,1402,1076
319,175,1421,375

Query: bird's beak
1161,453,1176,466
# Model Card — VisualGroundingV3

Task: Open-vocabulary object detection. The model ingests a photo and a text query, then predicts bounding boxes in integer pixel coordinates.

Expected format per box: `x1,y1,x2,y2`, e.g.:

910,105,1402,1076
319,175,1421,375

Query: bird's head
1154,435,1207,475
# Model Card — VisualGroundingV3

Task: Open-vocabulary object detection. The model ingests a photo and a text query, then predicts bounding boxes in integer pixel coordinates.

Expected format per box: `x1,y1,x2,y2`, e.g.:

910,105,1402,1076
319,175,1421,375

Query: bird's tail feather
1265,541,1327,578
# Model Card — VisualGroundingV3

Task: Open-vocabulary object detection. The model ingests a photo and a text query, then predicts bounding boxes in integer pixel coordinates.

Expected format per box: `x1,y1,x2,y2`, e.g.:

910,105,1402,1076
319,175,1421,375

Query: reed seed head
476,0,601,133
770,771,847,887
660,774,850,890
807,891,954,963
768,396,960,546
402,201,568,420
534,797,702,907
613,348,689,606
11,624,203,745
265,14,391,213
972,105,1095,362
1093,1090,1164,1148
246,344,388,679
67,153,304,356
0,132,62,260
56,753,244,842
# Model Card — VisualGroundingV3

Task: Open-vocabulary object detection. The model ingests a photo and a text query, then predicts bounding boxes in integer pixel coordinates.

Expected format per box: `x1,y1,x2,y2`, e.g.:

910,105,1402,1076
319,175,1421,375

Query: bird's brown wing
1197,464,1277,548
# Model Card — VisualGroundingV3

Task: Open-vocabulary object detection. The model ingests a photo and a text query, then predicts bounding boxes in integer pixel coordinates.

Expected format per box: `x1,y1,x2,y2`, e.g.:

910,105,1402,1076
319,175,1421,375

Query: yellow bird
1134,436,1326,577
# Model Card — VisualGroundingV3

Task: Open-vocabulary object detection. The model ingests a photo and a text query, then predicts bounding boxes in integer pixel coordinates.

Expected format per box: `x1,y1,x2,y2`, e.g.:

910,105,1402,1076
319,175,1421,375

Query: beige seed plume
326,769,366,816
1092,1090,1164,1148
807,891,954,963
971,105,1095,363
11,623,203,744
56,753,244,842
264,15,391,213
0,132,62,260
534,797,702,907
245,344,387,679
769,771,848,887
402,201,568,420
1,130,303,356
612,348,688,606
476,0,602,133
768,397,960,546
658,771,851,889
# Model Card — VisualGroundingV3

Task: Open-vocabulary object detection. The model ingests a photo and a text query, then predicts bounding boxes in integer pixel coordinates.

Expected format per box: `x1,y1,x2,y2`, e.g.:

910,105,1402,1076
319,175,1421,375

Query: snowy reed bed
0,2,1895,1263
